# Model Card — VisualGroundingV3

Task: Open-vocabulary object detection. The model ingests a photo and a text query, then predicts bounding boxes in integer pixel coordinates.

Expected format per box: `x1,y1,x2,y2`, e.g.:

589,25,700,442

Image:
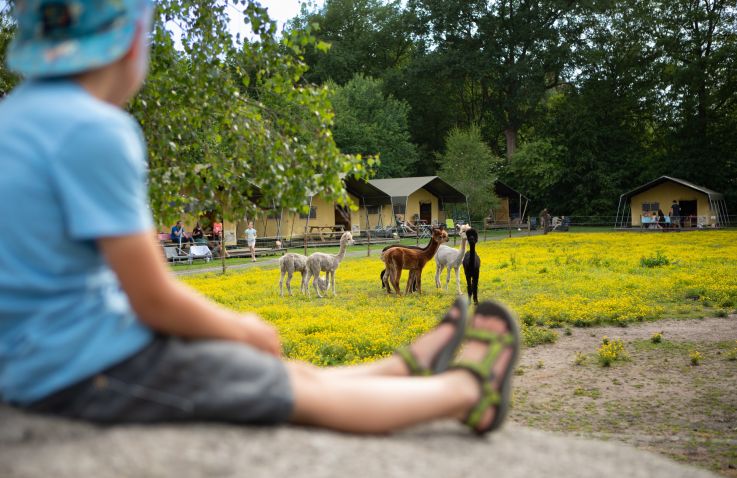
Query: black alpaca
379,244,422,291
462,228,480,305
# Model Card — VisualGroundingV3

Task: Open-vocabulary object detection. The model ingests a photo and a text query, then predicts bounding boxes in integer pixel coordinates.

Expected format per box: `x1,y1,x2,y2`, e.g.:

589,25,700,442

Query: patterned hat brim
7,19,137,78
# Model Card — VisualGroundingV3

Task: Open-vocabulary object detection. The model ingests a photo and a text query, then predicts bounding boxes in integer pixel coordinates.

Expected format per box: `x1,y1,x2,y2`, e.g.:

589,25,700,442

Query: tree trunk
504,127,518,159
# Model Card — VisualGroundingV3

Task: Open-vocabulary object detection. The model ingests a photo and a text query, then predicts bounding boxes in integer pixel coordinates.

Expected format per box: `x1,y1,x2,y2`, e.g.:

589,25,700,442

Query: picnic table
308,225,345,241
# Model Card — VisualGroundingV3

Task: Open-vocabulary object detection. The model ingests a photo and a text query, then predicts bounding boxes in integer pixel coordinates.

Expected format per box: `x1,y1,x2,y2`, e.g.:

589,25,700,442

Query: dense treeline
290,0,737,216
2,1,734,219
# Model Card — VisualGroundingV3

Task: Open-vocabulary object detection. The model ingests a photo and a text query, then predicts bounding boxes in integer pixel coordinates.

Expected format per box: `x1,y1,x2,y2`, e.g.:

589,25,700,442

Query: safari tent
487,181,529,225
368,176,468,228
237,176,392,241
615,176,729,228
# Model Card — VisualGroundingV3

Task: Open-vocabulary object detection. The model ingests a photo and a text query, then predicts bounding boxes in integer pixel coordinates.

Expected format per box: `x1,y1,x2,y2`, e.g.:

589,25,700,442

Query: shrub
598,338,628,367
689,350,703,366
574,351,586,365
726,348,737,362
640,251,670,268
651,332,663,344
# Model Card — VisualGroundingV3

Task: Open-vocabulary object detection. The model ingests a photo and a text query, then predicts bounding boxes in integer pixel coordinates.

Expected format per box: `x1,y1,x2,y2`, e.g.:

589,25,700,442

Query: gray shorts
26,336,294,424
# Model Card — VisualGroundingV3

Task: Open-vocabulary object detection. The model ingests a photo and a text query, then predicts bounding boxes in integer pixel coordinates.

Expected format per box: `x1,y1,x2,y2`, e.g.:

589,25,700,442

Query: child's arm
98,231,281,356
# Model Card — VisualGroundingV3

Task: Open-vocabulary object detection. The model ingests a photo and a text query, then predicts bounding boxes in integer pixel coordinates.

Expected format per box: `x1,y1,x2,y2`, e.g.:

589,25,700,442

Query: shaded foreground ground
511,315,737,477
0,405,718,478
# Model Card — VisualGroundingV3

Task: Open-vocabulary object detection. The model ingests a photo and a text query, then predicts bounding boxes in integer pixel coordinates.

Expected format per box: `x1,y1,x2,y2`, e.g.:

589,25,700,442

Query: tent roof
494,180,528,201
620,176,724,201
341,175,392,205
368,176,467,203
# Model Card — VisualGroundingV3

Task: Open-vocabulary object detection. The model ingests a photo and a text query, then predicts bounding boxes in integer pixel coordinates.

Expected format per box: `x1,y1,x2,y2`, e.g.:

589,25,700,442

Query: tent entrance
335,205,351,230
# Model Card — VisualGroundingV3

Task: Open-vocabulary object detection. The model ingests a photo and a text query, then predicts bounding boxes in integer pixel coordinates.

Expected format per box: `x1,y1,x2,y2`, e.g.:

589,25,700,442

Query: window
393,203,406,215
299,206,317,219
642,202,659,213
366,205,380,215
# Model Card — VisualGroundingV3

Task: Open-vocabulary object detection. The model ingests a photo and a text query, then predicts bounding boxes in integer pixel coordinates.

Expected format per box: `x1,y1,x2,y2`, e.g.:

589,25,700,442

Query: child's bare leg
287,363,477,433
286,305,514,434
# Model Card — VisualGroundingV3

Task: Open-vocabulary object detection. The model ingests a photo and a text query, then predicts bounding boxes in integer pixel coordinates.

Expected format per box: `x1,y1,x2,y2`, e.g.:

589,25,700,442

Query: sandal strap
463,377,501,429
395,346,430,376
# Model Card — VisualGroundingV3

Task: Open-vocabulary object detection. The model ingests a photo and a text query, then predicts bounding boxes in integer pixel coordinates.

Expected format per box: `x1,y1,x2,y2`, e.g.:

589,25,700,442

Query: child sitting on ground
0,0,518,434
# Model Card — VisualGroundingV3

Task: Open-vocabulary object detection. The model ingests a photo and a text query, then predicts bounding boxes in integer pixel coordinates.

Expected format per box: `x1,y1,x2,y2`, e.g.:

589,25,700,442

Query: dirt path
510,315,737,477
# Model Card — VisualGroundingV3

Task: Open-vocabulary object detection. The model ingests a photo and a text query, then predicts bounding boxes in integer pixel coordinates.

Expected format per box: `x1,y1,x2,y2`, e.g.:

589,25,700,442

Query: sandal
395,296,469,376
452,300,520,435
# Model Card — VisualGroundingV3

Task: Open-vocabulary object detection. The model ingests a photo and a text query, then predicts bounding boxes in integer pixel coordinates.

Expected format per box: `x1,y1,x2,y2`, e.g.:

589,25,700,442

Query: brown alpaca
383,227,448,295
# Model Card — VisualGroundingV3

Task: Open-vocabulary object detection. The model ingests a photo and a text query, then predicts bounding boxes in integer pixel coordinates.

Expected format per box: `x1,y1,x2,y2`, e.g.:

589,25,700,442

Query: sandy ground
511,315,737,477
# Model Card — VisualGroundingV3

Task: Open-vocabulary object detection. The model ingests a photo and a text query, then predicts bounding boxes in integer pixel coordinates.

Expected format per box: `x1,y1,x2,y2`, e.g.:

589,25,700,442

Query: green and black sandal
395,296,469,376
452,300,520,435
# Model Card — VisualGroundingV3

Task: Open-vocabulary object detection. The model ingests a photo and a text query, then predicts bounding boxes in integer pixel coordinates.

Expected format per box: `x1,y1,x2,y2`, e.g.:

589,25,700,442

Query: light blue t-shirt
0,80,154,404
245,228,257,241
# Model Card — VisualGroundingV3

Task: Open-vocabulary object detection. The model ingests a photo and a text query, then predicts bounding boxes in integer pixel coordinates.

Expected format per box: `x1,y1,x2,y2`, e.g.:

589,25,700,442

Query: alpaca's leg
286,271,294,296
279,269,285,296
305,270,312,298
332,270,337,296
314,271,324,298
454,266,461,294
445,266,451,291
416,269,423,294
435,264,442,289
472,270,480,304
392,266,403,296
404,269,412,294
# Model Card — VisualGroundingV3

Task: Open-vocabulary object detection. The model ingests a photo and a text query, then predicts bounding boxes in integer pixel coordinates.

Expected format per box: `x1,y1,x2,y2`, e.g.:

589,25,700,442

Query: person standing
669,201,681,229
245,221,257,262
540,208,551,235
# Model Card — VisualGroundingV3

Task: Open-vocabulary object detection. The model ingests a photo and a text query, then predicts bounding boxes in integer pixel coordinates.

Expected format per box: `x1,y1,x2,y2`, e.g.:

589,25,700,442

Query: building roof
620,176,724,201
368,176,467,203
342,176,392,205
494,180,528,201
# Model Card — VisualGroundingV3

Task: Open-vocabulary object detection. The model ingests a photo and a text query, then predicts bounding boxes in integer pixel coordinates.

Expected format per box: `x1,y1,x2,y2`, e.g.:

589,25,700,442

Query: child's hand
238,313,281,356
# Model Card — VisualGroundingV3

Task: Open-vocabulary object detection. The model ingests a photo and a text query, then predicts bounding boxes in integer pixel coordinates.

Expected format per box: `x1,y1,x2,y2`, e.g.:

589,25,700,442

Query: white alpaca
278,253,327,296
435,224,471,294
305,231,355,297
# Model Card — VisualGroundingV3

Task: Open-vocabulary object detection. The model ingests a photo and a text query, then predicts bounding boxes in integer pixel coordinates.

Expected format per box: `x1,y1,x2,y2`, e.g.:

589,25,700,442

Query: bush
651,332,663,344
689,350,703,366
574,351,586,365
640,251,671,268
598,338,628,367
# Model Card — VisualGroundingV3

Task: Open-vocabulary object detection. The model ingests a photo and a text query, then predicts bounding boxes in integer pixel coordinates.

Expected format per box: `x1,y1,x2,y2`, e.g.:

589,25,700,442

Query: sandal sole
473,300,520,435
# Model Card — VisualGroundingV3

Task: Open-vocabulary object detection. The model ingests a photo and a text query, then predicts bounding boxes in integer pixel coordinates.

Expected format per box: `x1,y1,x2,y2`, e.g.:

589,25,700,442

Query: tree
654,0,737,196
128,0,370,225
409,0,587,159
0,2,20,97
437,125,502,220
329,74,417,177
289,0,415,85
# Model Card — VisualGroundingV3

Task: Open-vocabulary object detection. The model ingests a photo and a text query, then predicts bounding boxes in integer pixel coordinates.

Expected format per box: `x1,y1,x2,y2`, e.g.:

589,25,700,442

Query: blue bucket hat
7,0,153,78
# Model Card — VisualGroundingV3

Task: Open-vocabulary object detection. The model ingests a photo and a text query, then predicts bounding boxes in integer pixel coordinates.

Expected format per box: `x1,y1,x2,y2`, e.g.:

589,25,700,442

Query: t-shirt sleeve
51,120,154,239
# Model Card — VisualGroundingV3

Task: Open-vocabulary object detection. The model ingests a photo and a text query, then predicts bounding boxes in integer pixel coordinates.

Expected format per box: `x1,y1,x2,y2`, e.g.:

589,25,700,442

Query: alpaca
435,224,471,294
382,227,448,295
378,243,423,291
462,228,480,305
305,231,355,297
279,253,325,296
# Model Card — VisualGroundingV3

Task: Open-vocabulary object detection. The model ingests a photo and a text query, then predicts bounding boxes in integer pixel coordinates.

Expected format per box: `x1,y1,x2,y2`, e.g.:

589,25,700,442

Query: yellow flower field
182,231,737,366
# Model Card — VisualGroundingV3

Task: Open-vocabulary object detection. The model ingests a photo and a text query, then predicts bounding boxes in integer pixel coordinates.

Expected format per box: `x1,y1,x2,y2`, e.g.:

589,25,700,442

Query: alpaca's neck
458,236,467,256
468,242,477,263
423,238,442,259
335,241,348,262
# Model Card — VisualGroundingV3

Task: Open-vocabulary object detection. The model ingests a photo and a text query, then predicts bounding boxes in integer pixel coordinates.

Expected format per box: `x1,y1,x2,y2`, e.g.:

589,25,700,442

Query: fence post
367,228,371,257
483,221,487,242
508,217,512,238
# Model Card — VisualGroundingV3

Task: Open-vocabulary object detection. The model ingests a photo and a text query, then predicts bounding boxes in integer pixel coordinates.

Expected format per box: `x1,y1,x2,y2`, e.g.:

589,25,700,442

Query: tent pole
615,196,623,229
304,195,313,256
